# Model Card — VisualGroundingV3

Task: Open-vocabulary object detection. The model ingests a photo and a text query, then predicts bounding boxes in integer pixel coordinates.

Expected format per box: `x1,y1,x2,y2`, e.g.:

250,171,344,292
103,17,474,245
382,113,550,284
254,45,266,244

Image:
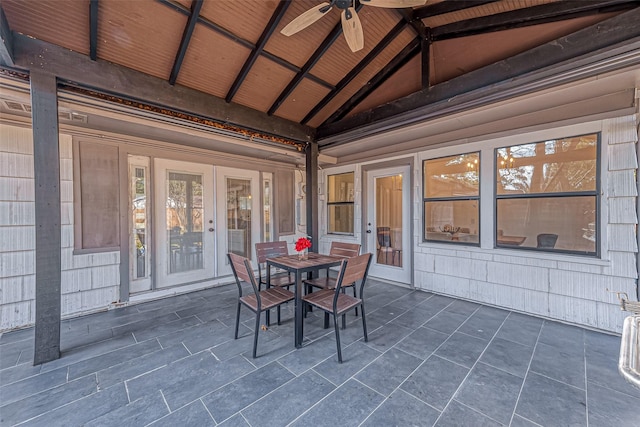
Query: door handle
366,229,372,233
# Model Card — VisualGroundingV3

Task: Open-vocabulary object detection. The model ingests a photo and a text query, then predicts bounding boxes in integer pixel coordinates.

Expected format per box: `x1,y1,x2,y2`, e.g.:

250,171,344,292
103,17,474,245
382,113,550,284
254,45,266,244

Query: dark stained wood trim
89,0,99,61
169,0,203,85
0,5,14,66
301,19,407,125
421,26,431,89
226,0,290,103
316,8,640,144
267,3,364,116
157,0,334,90
413,0,499,20
324,38,421,125
431,0,639,41
10,33,314,142
305,142,319,252
30,70,62,365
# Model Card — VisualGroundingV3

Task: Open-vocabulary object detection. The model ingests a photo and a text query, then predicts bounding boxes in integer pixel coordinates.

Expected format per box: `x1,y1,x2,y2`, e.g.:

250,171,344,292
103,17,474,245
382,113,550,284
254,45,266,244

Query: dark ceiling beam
7,33,314,142
301,19,407,125
169,0,203,85
431,0,639,41
413,0,499,20
267,3,364,116
323,38,421,125
0,5,14,66
157,0,333,90
226,0,290,103
421,26,431,89
395,8,430,89
89,0,99,61
316,8,640,144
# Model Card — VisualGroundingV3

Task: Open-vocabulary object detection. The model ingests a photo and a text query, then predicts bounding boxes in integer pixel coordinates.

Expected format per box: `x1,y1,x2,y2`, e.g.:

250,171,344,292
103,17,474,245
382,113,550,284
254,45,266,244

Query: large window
495,133,599,255
327,172,354,234
423,153,480,244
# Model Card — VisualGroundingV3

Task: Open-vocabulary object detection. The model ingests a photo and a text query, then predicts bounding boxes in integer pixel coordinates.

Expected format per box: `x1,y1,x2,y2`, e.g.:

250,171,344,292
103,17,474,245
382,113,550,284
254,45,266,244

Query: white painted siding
0,123,120,331
321,115,638,333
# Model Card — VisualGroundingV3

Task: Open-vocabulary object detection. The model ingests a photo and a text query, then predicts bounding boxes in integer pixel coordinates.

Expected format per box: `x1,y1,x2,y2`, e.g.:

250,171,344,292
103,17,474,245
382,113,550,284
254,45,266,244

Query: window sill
73,246,120,256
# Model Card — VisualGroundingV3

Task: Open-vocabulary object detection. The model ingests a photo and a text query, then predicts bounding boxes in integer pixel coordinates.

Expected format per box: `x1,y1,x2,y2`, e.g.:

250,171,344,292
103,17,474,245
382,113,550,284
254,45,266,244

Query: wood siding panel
608,142,637,171
98,0,186,81
275,78,331,123
176,24,251,98
608,197,637,224
604,115,639,144
1,0,89,55
265,1,342,68
200,0,276,44
607,224,637,252
608,170,637,197
310,8,402,86
307,28,417,128
232,56,297,113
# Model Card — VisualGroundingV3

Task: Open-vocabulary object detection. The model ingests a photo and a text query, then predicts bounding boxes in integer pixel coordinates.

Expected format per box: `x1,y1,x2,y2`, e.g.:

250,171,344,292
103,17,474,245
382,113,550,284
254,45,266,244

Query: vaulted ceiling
1,0,640,156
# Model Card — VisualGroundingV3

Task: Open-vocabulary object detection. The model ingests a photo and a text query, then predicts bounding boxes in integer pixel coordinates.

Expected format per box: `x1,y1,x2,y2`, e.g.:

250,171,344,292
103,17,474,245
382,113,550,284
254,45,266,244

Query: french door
365,165,412,284
154,159,215,288
215,167,261,277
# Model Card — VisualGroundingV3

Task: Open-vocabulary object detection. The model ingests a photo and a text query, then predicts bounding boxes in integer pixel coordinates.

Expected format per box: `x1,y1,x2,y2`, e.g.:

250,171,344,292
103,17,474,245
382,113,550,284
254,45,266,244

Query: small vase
298,250,308,260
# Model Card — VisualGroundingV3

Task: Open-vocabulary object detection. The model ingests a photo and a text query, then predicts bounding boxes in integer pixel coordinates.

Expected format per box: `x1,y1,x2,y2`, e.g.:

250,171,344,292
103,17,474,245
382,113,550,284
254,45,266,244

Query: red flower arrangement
295,237,312,252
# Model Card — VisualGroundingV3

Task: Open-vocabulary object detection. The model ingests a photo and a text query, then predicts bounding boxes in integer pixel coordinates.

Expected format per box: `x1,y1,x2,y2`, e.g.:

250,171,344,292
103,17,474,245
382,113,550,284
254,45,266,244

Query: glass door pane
167,172,204,274
376,174,403,267
227,177,252,258
132,166,148,278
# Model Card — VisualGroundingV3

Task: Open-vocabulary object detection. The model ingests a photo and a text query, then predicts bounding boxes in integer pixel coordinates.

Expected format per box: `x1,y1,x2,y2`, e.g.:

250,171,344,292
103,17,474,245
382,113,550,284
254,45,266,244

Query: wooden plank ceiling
2,0,638,147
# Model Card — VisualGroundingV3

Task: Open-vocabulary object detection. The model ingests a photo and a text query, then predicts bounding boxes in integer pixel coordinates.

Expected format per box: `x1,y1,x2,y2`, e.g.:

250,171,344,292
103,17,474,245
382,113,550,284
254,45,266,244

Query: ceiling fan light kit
281,0,427,53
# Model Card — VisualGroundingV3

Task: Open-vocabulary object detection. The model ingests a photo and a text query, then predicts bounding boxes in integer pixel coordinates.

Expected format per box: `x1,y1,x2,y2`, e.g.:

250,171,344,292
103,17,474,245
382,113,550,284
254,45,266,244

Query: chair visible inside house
377,227,393,264
302,253,372,363
228,253,294,358
536,233,558,249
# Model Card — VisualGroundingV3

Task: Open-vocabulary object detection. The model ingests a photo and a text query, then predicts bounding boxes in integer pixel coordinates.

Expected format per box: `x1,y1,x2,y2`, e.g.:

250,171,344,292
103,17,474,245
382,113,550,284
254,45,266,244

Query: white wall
320,115,638,333
0,124,119,331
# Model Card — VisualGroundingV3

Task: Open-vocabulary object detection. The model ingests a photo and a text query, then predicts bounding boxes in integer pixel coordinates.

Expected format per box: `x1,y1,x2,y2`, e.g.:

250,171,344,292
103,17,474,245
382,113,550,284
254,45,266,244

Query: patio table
266,252,344,348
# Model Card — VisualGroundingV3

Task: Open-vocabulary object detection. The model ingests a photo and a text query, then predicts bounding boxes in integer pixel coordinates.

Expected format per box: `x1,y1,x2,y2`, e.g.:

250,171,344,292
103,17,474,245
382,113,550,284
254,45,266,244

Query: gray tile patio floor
1,279,639,426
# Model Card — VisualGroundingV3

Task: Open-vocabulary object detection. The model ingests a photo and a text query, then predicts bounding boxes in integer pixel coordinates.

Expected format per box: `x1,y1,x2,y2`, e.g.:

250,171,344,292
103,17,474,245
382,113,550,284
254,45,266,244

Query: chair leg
342,312,346,330
361,303,368,342
324,312,330,329
277,306,281,325
333,313,343,363
352,286,358,316
252,311,261,358
234,302,241,339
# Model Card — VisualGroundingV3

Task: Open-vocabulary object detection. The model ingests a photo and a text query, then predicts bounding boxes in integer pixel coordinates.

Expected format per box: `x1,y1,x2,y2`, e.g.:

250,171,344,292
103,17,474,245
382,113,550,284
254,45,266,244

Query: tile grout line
507,315,545,427
360,302,483,426
430,305,509,426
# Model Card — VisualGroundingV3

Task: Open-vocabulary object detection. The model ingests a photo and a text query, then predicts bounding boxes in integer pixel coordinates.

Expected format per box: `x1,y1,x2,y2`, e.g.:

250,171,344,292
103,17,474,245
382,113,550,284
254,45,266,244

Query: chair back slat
255,241,289,263
339,253,370,286
228,253,260,299
329,242,360,259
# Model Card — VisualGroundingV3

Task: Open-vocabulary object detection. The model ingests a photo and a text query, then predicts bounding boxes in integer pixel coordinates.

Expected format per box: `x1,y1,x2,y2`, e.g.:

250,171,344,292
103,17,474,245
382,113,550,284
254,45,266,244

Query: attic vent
58,112,72,120
3,100,28,112
70,112,88,124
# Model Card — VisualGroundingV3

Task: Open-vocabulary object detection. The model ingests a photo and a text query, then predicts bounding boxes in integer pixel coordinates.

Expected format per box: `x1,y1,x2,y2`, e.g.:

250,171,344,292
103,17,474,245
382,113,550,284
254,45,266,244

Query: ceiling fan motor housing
334,0,352,10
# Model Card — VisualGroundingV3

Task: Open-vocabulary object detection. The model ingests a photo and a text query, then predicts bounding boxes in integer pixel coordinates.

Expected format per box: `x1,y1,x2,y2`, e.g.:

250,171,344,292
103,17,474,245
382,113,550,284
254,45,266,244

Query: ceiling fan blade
341,8,364,52
360,0,427,8
281,2,333,36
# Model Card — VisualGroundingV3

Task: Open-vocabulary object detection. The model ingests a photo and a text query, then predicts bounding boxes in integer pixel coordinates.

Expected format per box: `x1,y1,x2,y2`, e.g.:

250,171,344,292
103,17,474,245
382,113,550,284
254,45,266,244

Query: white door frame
216,166,261,277
364,164,413,284
154,159,215,288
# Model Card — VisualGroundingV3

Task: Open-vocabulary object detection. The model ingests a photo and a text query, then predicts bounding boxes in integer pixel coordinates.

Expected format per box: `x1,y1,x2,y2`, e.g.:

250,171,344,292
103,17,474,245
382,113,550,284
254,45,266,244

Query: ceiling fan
281,0,427,53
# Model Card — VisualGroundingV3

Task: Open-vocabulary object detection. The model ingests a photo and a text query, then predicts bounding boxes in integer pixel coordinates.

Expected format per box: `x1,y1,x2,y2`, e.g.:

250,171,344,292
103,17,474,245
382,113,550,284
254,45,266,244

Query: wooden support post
305,142,319,252
30,70,62,365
